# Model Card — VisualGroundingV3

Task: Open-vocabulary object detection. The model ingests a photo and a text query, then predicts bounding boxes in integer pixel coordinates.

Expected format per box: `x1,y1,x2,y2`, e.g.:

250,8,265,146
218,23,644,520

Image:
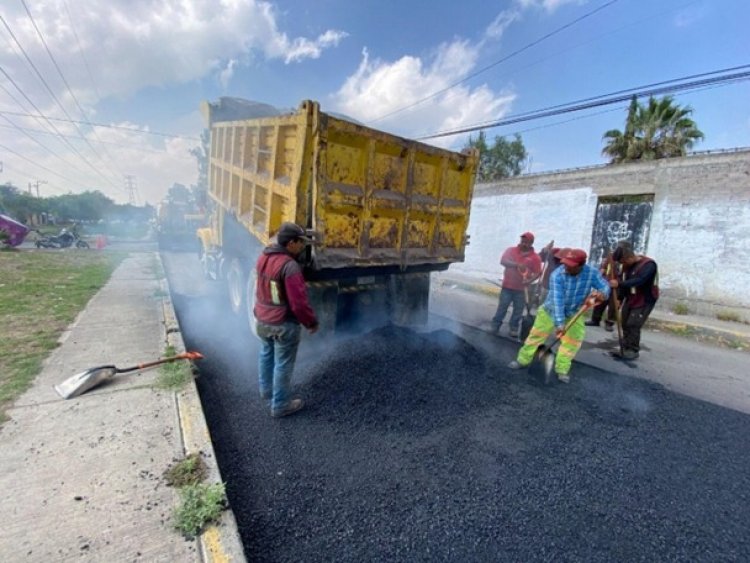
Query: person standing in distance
254,222,319,417
490,232,542,337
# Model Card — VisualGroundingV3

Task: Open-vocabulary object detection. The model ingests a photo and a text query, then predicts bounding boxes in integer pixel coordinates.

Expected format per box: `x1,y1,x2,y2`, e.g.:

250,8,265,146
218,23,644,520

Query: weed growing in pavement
0,251,128,424
716,310,743,323
672,302,689,315
164,453,208,487
667,324,696,337
156,345,194,390
173,482,227,539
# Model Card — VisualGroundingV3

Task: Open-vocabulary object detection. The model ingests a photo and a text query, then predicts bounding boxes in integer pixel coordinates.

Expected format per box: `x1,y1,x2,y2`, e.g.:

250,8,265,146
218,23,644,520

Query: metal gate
589,195,653,266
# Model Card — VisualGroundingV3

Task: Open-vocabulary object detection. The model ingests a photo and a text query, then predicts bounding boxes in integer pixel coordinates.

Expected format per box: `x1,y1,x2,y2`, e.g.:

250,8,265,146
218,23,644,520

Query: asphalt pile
185,321,750,563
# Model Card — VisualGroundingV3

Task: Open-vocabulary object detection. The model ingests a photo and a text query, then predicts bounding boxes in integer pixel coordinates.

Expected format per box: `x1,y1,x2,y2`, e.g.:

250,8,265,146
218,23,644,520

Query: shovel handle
117,351,204,373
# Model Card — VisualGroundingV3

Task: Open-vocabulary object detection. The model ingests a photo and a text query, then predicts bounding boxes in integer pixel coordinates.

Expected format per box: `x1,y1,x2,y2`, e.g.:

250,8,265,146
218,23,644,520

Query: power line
0,121,175,155
63,0,103,104
0,141,94,186
0,14,122,189
370,0,622,123
0,109,200,141
418,66,750,140
20,0,126,180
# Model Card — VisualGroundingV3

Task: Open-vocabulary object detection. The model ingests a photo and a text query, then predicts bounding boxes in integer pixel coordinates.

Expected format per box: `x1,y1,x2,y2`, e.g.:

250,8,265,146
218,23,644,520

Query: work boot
507,360,526,370
584,320,600,327
508,330,519,338
490,322,501,334
556,372,570,384
610,349,639,360
271,398,304,418
604,322,615,332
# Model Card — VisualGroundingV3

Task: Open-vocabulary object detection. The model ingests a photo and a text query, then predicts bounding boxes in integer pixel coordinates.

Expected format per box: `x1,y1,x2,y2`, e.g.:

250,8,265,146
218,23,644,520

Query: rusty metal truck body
197,97,478,333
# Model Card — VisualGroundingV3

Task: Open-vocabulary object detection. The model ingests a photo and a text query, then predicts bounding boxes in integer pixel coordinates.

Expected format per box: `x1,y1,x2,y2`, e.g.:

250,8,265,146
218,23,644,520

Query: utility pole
28,179,47,197
124,175,138,205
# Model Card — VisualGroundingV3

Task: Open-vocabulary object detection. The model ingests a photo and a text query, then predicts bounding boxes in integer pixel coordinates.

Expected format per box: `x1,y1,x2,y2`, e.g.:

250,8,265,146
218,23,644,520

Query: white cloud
485,10,521,40
0,0,347,102
219,59,237,90
516,0,589,12
0,0,346,203
332,39,515,149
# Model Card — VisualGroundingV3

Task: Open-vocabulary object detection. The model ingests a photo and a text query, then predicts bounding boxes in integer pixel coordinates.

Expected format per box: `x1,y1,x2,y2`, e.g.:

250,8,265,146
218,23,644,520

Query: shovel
528,294,598,385
55,351,204,399
519,286,535,342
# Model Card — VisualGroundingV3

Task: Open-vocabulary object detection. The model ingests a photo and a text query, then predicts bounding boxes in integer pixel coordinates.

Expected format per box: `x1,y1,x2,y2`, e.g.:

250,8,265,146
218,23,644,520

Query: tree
602,95,704,163
464,132,529,181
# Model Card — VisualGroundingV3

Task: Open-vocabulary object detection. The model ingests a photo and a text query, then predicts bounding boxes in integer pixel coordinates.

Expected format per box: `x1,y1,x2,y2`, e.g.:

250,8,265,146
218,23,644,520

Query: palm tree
602,95,704,163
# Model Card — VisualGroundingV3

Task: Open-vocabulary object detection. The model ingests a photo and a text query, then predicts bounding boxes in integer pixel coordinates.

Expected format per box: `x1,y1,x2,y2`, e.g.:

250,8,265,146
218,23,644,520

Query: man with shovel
490,232,542,338
254,222,319,417
508,248,609,383
608,240,659,361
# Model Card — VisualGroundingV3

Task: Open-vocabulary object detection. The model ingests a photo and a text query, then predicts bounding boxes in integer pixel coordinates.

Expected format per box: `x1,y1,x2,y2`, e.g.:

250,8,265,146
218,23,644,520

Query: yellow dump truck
197,97,478,333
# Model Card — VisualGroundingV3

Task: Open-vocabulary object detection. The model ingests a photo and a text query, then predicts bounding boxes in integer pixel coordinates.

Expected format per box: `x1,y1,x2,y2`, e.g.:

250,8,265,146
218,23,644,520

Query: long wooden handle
117,351,204,373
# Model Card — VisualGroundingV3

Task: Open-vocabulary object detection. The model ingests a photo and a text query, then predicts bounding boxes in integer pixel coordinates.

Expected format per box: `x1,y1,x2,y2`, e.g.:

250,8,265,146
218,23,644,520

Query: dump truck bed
206,100,478,271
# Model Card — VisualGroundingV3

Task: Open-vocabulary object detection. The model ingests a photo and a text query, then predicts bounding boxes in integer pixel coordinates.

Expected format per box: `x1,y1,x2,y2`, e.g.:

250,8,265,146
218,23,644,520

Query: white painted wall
448,150,750,315
452,188,598,281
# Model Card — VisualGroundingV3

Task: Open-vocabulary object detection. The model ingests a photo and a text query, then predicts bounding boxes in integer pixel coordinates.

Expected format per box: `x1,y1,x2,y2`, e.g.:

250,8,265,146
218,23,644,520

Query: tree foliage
464,132,528,182
602,95,704,163
0,184,152,224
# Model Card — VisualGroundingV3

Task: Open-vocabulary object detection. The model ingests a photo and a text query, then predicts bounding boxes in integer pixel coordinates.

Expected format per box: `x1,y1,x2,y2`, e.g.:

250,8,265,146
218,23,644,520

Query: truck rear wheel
226,258,247,317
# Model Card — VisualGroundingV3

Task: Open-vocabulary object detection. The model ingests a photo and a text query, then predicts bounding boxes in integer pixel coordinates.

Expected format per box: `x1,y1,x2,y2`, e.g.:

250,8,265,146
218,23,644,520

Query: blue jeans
256,321,301,411
492,288,525,332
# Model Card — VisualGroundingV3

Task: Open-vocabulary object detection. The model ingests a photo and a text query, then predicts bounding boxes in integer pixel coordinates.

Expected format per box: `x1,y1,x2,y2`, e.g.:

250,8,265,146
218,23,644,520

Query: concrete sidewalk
0,251,245,562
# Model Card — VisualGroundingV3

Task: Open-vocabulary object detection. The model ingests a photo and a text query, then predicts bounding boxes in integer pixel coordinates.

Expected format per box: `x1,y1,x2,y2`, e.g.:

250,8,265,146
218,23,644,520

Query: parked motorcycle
35,227,90,249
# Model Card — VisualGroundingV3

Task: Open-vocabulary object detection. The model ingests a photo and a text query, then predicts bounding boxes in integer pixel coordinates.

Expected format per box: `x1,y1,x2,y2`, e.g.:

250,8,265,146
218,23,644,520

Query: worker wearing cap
254,222,319,417
609,240,659,361
508,248,609,383
490,232,542,338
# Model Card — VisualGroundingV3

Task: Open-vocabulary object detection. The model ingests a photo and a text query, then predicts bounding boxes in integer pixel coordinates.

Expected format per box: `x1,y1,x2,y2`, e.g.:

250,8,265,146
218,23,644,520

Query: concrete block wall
451,149,750,319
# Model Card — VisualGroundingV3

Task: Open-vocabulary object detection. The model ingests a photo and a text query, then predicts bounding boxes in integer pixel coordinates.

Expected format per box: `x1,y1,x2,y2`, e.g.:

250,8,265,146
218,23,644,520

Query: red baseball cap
520,231,535,243
558,248,587,267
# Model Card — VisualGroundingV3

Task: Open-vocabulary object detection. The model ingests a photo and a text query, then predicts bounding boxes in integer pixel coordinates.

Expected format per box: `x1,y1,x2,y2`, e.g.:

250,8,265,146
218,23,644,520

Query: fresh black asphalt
163,252,750,562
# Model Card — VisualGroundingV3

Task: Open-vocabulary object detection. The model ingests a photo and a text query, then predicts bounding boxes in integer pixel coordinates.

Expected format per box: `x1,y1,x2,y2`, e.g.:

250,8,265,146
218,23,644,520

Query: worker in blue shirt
508,248,609,383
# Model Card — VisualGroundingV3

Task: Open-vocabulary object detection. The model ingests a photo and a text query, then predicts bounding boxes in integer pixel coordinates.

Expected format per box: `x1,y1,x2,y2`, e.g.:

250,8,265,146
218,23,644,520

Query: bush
672,302,689,315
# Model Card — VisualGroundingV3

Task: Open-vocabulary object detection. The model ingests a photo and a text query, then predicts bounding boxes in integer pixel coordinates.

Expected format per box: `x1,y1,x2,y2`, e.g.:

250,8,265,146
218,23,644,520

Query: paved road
162,250,750,562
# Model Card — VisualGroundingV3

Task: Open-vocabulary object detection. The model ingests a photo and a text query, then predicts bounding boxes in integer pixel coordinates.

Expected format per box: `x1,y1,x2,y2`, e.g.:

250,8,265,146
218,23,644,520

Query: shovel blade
54,366,117,399
527,346,557,386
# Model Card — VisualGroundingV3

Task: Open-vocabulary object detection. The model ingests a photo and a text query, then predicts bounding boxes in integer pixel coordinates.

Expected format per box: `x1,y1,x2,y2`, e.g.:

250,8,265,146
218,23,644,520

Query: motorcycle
35,227,90,249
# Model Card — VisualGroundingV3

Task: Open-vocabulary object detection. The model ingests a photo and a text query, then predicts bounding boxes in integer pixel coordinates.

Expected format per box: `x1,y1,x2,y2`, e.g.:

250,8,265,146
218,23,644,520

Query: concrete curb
433,274,750,351
156,257,247,562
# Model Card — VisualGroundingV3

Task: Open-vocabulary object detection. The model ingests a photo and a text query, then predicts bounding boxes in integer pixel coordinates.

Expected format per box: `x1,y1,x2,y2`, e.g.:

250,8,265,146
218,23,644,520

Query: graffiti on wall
590,195,654,266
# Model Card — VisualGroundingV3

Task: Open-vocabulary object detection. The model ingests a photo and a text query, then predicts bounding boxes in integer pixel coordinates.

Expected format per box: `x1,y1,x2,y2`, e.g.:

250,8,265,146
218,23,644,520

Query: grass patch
0,250,128,423
173,482,227,539
672,302,689,315
156,345,194,390
164,453,208,487
716,310,743,323
666,324,696,337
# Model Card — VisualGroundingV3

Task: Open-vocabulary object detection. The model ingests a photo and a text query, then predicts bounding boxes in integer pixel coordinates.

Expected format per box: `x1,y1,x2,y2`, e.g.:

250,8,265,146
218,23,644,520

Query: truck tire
226,258,247,317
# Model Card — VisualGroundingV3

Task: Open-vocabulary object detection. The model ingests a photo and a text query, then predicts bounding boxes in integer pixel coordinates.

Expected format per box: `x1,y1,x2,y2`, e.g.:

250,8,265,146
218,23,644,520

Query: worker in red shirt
490,232,542,337
254,223,319,417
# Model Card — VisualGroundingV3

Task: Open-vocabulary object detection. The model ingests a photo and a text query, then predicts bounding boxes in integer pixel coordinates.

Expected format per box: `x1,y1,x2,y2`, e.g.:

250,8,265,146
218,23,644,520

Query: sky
0,0,747,205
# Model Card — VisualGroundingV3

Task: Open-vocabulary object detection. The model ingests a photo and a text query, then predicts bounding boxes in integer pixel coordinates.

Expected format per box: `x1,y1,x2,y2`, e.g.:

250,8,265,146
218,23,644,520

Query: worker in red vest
609,240,659,361
254,223,319,417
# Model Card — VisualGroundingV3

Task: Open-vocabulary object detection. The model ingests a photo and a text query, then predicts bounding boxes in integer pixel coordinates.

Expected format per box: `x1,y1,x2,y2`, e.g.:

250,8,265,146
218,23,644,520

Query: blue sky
0,0,747,204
